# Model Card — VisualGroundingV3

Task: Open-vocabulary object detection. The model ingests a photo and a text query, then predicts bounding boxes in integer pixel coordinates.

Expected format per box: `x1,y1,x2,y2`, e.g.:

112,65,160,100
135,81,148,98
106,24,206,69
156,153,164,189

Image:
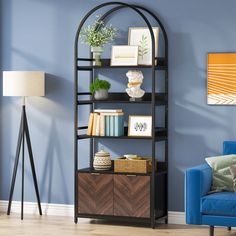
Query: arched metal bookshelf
74,2,168,228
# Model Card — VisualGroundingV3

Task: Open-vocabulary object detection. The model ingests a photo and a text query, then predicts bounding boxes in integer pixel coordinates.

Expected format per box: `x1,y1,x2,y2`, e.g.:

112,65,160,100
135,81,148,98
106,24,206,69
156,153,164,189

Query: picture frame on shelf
128,27,159,65
110,45,138,66
128,115,152,137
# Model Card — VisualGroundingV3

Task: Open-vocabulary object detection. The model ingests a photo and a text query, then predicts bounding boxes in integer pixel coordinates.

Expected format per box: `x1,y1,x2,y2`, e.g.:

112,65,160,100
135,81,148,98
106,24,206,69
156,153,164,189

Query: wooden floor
0,214,234,236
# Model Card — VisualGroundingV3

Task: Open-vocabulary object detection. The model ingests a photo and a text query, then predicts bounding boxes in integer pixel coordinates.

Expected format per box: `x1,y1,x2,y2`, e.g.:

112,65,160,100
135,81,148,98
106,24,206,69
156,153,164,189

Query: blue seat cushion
201,192,236,217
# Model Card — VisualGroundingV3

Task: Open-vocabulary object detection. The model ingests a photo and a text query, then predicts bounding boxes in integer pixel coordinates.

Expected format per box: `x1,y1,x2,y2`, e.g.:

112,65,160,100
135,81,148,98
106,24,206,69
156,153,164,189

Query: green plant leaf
138,34,149,59
90,78,111,94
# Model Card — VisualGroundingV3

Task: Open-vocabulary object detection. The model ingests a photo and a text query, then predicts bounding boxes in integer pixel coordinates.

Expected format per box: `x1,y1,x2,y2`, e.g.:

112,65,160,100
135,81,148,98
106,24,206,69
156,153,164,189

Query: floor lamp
3,71,45,220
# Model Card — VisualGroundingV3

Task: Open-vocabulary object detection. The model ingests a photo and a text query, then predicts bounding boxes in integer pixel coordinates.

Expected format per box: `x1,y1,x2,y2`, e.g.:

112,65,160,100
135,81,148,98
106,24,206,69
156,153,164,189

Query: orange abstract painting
208,53,236,105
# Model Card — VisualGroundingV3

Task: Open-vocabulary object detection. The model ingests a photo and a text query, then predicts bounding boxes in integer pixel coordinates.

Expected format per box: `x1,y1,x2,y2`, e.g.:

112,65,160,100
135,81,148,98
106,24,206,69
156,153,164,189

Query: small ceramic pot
94,89,108,100
91,46,103,66
93,148,111,171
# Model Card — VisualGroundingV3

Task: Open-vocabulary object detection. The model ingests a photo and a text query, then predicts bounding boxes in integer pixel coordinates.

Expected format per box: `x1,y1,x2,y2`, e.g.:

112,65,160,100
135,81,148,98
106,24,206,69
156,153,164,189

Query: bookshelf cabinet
74,2,168,228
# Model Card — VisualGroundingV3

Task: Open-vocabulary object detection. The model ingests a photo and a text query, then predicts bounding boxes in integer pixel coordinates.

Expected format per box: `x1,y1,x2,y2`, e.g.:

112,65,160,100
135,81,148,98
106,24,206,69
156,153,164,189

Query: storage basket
114,157,152,173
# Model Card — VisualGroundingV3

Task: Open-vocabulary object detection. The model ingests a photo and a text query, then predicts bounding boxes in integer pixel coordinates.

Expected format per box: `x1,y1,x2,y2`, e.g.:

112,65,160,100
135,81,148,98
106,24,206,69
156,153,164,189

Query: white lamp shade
3,71,45,97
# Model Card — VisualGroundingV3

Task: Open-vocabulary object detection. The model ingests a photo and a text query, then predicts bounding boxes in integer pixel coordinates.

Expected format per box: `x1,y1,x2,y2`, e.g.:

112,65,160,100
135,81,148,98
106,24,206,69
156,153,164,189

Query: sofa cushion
201,192,236,217
230,165,236,192
205,154,236,192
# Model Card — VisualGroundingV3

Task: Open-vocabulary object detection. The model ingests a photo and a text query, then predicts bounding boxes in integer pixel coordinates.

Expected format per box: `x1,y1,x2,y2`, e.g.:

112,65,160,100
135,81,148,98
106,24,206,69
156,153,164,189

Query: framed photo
111,45,138,66
128,27,159,65
128,116,152,137
208,53,236,105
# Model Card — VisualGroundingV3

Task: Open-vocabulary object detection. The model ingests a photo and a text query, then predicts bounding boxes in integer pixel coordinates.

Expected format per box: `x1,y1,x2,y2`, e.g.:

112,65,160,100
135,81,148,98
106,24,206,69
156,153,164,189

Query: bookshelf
74,2,168,228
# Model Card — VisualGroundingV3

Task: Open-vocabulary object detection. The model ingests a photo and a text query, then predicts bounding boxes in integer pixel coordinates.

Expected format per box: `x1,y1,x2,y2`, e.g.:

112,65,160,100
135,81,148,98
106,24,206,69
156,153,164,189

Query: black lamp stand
7,100,42,220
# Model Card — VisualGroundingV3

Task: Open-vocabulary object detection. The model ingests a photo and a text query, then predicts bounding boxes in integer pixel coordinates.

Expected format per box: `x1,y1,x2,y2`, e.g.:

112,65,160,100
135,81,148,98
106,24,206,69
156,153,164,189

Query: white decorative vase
91,46,103,66
93,148,111,171
126,70,145,99
94,89,108,100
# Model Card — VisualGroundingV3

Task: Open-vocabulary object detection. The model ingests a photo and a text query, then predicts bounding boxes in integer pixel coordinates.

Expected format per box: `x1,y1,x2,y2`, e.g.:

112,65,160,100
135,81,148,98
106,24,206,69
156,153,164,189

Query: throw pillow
230,164,236,192
205,154,236,192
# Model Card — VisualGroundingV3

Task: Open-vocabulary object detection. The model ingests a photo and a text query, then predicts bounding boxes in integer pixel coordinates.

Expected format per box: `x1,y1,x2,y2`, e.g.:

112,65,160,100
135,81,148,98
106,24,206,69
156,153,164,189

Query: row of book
87,109,124,136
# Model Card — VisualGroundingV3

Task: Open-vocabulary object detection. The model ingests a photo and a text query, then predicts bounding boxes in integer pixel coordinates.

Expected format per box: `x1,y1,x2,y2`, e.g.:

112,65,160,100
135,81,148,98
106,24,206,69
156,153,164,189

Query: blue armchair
185,141,236,236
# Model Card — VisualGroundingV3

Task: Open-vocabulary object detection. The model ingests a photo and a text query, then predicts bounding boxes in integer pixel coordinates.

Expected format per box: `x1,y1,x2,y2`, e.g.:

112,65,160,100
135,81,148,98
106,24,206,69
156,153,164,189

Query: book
110,115,115,136
94,109,123,113
105,115,110,136
95,114,100,136
92,113,98,136
87,113,94,135
99,112,124,116
114,115,124,136
100,114,105,136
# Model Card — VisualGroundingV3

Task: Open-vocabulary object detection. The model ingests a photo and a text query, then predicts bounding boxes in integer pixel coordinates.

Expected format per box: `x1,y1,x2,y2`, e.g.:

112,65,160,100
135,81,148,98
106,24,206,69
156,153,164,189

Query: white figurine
126,70,145,98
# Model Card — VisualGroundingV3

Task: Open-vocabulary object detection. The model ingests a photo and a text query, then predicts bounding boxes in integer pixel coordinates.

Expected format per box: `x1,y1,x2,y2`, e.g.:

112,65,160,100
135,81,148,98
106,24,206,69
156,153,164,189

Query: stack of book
87,109,124,136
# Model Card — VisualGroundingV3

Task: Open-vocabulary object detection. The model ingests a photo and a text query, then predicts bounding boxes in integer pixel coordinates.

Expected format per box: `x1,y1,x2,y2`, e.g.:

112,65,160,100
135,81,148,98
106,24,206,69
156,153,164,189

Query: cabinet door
114,175,150,218
78,173,113,215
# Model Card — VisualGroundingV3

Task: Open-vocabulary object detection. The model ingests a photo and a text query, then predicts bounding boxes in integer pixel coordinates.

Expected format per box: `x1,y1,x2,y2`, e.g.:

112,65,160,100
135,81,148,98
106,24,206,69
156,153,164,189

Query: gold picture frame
110,45,138,66
128,115,152,137
128,27,159,65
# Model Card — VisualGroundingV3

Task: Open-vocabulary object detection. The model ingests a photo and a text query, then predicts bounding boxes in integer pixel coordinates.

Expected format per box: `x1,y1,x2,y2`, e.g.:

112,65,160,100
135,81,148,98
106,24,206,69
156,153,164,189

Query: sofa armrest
185,163,212,224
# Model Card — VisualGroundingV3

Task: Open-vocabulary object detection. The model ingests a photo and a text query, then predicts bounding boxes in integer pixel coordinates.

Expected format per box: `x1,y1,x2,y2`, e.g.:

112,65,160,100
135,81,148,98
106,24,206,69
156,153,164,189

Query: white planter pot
94,89,108,100
91,46,103,66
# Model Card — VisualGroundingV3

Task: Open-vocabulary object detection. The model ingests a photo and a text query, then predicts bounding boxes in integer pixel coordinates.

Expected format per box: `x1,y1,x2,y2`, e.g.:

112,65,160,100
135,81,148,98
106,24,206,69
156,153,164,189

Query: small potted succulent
90,78,111,100
80,17,117,66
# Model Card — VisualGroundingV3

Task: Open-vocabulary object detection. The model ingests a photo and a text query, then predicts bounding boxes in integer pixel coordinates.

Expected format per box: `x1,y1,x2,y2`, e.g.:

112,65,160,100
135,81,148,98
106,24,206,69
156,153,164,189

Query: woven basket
114,157,152,174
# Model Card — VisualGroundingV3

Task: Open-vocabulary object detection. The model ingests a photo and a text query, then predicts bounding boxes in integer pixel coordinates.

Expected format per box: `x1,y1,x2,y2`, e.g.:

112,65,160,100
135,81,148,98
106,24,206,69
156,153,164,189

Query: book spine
100,114,105,136
115,115,124,136
110,115,114,136
95,114,100,136
87,113,94,136
92,113,97,136
105,115,110,136
119,115,124,136
114,115,119,136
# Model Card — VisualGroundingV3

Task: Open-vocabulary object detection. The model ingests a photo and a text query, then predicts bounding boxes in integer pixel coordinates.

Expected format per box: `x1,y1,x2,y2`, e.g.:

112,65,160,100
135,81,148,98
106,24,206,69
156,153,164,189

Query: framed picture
128,116,152,137
111,45,138,66
128,27,159,65
208,53,236,105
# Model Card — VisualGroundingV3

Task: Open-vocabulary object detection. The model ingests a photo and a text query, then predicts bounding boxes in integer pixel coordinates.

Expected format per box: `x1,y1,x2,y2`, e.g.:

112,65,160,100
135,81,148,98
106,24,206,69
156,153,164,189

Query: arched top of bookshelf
74,2,168,61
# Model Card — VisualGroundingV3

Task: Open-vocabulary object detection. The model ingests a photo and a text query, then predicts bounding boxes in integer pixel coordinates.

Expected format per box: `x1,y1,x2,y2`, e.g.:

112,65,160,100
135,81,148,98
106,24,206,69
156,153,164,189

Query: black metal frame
74,2,168,228
7,105,42,220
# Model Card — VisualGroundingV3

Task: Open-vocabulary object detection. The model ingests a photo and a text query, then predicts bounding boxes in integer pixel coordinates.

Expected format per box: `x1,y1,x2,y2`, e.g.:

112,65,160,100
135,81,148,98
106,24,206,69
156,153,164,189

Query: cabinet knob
91,173,100,175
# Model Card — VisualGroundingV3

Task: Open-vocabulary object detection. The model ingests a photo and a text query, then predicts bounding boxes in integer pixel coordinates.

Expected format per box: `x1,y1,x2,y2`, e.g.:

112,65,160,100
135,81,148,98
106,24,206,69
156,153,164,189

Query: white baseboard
0,200,74,217
168,211,185,225
0,200,186,224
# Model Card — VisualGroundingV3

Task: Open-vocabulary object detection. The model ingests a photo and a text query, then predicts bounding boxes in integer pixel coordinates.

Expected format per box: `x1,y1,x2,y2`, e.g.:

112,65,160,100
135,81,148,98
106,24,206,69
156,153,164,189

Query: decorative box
114,157,152,174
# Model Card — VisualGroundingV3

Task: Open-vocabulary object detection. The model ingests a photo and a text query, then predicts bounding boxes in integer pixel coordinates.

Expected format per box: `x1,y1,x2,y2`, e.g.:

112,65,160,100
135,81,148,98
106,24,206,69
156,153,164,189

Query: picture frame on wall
110,45,138,66
128,115,152,137
207,53,236,105
128,27,159,65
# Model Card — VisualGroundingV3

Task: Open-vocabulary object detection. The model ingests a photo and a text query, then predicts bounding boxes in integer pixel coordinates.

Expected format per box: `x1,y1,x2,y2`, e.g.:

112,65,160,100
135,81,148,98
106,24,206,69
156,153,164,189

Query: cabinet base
76,213,167,227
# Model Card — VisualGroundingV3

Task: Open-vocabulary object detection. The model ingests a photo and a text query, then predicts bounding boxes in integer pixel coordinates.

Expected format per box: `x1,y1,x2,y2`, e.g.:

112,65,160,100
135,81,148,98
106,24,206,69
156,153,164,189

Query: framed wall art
128,27,159,65
208,53,236,105
110,45,138,66
128,115,152,137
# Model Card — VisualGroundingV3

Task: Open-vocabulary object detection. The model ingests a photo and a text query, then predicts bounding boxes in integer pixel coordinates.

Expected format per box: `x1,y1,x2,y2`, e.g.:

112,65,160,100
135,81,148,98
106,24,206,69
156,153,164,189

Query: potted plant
90,78,111,100
80,17,117,66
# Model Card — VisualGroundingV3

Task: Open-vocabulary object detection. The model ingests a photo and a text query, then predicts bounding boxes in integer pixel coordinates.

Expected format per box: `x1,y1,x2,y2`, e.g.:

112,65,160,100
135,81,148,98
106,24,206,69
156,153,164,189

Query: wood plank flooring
0,213,234,236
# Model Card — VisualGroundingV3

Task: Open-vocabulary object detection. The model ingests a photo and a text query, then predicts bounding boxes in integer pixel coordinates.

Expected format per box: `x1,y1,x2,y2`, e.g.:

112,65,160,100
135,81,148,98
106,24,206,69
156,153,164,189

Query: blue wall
1,0,236,212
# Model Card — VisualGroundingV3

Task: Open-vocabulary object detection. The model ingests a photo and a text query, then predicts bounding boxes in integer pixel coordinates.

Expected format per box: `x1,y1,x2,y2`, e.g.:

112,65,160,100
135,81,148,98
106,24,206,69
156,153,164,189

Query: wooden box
114,157,152,174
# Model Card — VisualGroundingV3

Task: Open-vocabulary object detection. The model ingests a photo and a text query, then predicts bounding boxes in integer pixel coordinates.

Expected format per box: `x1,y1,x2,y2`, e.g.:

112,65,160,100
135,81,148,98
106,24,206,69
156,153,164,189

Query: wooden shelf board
77,127,167,141
77,167,167,176
77,58,167,70
77,93,167,105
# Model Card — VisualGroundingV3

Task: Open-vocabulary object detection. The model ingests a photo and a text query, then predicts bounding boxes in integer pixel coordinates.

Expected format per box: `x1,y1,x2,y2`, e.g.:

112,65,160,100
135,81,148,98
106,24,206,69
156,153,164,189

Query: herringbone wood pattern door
114,175,150,218
78,173,113,215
